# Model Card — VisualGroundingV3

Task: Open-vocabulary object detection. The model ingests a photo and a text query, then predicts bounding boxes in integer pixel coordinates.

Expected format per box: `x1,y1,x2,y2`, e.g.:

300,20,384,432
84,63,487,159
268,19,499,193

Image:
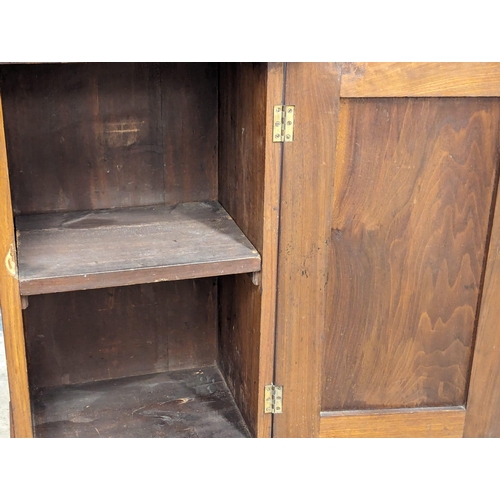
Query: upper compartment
0,63,261,294
2,62,218,213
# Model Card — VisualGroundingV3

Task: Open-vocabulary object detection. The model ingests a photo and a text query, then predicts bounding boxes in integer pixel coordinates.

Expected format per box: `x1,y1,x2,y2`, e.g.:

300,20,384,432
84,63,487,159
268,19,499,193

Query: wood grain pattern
0,92,32,437
319,407,465,438
24,280,217,388
464,182,500,437
341,63,500,97
274,63,341,437
16,201,260,295
0,63,219,215
323,98,500,412
218,63,284,437
162,63,218,204
1,63,165,214
33,366,250,438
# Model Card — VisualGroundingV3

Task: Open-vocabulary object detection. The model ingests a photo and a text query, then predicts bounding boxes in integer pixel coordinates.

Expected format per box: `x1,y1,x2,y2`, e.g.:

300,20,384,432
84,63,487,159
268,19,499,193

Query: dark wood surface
464,180,500,437
16,201,261,295
218,273,262,435
274,63,341,437
0,63,218,215
24,279,217,388
323,98,500,411
319,406,466,438
340,63,500,97
162,63,218,204
218,63,284,437
0,93,32,437
32,366,251,438
219,62,266,251
1,63,164,214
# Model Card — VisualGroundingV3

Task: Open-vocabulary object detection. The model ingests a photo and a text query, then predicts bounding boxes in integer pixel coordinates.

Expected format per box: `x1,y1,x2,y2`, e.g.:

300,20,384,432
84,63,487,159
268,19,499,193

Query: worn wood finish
1,63,165,214
16,201,260,295
33,366,250,438
24,279,217,388
464,183,500,437
218,63,284,437
0,93,32,437
341,63,500,97
319,407,466,438
162,63,218,204
273,63,341,438
323,98,500,412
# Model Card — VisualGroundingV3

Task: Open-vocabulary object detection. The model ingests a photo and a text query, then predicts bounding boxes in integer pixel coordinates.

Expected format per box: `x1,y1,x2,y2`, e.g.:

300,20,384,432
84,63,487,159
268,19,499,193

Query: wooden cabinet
1,63,500,437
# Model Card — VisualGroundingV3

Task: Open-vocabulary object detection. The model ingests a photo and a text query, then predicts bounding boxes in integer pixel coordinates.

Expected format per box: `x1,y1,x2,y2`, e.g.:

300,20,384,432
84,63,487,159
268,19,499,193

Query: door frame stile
0,90,33,438
274,63,342,437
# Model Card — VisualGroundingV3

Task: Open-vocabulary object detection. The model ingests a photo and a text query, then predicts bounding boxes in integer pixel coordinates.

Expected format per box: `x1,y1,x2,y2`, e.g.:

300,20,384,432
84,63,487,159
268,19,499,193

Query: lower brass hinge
273,105,295,142
264,384,283,414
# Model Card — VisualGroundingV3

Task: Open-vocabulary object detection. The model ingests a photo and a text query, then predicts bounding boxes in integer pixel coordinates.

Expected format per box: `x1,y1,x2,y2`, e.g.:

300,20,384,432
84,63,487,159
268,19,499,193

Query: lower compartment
32,365,250,438
23,278,263,437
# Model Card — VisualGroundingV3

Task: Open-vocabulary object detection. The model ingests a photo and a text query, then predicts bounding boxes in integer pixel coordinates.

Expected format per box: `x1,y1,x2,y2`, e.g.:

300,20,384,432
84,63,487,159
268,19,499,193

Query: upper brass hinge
264,384,283,414
273,105,295,143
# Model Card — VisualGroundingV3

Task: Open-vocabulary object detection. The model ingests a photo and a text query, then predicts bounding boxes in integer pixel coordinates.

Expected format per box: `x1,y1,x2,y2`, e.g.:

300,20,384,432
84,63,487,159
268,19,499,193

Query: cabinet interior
0,62,269,438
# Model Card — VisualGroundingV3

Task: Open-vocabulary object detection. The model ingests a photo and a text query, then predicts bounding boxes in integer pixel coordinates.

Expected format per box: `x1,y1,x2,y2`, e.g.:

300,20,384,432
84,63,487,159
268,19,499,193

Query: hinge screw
287,121,292,126
286,134,291,139
288,108,293,113
275,134,280,139
275,122,280,126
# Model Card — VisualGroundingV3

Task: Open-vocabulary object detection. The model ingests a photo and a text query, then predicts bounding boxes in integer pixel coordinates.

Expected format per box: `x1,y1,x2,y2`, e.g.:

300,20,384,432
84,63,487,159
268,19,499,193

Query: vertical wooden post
0,92,33,437
273,63,341,437
256,62,285,437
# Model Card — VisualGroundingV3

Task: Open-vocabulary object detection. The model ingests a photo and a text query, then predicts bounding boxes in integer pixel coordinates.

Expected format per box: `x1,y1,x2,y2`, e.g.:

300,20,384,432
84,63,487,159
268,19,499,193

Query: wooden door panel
323,98,500,411
276,63,500,438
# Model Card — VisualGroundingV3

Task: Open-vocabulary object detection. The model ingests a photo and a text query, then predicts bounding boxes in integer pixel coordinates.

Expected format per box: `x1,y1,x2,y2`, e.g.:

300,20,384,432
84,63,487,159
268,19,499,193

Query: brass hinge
273,105,295,143
264,384,283,414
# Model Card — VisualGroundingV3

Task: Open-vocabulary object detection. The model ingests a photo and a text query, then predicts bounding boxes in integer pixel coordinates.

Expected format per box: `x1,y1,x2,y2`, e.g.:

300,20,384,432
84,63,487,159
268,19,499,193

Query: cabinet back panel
23,279,217,388
162,63,218,204
0,63,218,214
322,97,500,411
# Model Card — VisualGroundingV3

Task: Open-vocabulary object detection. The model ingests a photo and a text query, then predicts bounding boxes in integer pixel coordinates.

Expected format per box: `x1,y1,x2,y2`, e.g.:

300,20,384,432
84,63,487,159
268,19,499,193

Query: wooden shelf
32,366,251,438
15,201,261,295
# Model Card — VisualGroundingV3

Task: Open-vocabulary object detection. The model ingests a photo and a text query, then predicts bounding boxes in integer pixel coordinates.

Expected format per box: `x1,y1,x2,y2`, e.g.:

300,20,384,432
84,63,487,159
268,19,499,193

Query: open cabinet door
274,63,500,437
